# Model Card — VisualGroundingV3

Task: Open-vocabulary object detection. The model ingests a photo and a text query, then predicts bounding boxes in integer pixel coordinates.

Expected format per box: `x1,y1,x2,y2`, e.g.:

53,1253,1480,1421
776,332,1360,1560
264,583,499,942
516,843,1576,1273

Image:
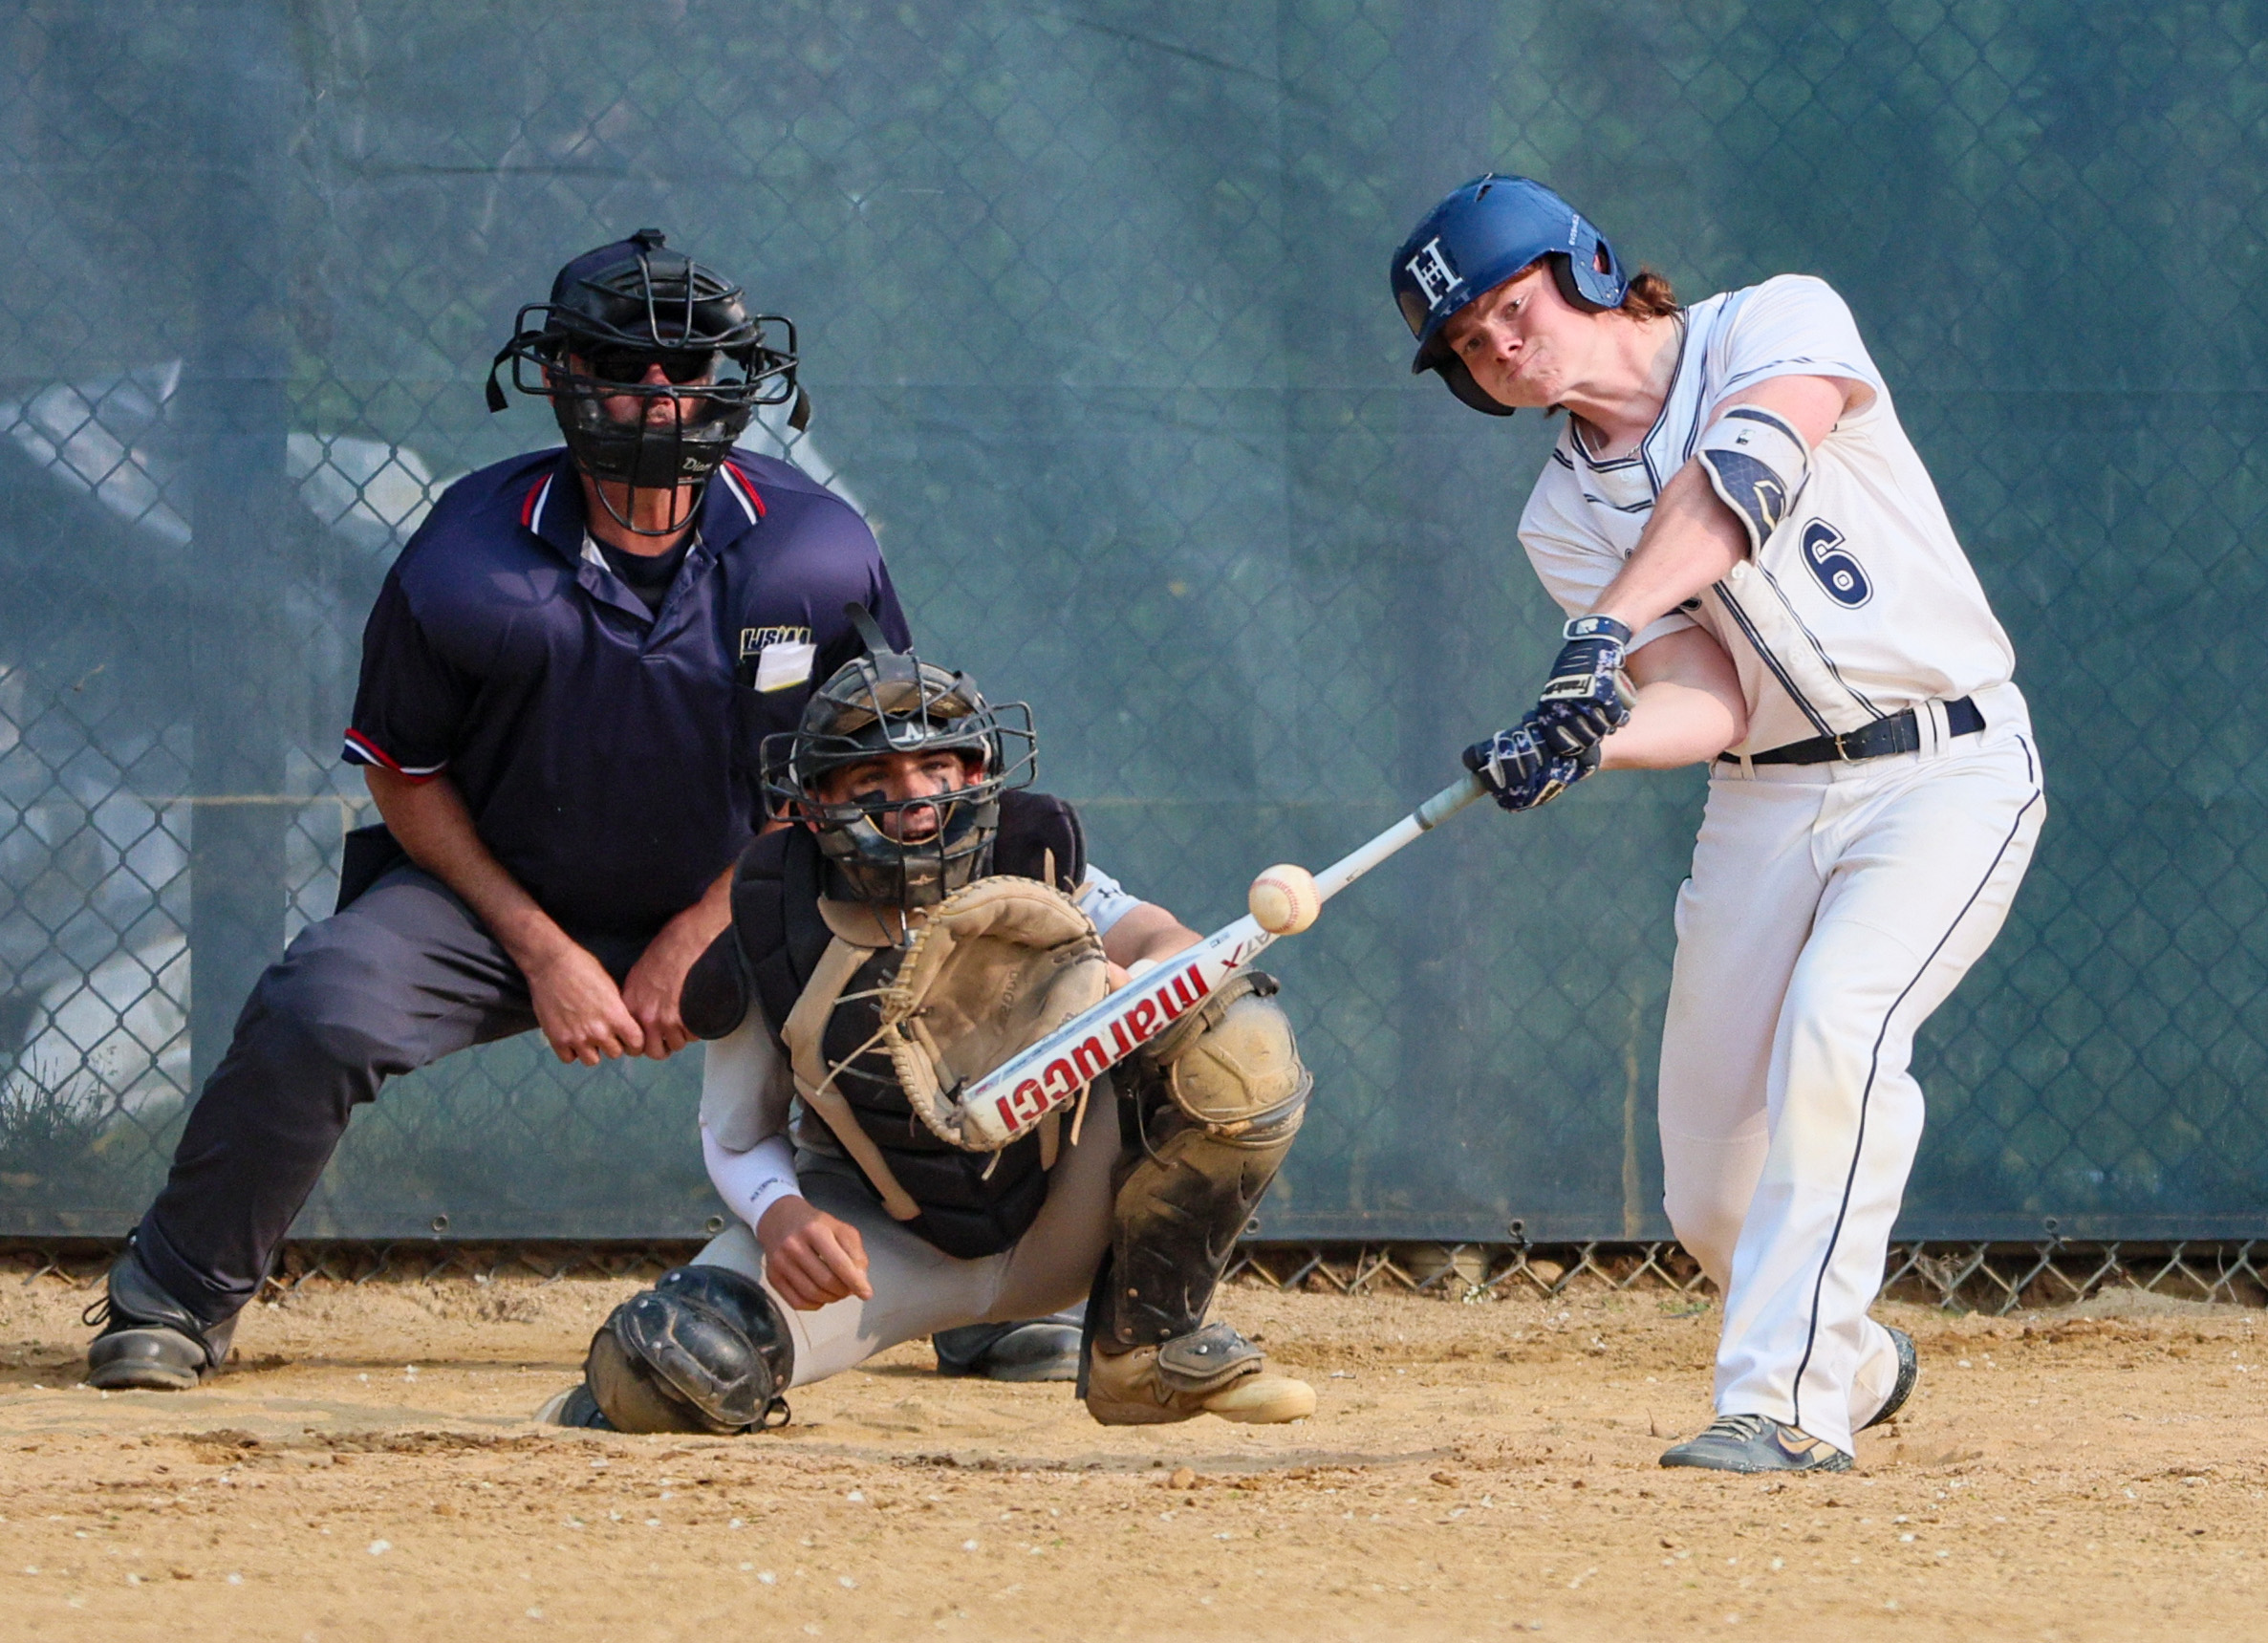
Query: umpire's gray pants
691,1091,1123,1389
136,864,645,1327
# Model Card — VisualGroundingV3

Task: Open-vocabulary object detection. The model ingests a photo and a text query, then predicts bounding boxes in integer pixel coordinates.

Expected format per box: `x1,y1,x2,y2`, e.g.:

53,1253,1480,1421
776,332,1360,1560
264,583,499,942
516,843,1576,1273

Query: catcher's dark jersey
342,448,907,942
687,791,1089,1259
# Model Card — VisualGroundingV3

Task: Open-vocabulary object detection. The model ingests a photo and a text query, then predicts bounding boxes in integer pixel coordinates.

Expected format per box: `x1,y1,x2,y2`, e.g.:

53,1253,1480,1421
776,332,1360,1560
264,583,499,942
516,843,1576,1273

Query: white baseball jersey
1519,274,2016,755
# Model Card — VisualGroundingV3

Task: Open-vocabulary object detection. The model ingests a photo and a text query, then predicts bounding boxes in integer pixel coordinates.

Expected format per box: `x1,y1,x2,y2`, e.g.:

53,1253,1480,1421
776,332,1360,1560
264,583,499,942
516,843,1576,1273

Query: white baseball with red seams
1247,863,1321,935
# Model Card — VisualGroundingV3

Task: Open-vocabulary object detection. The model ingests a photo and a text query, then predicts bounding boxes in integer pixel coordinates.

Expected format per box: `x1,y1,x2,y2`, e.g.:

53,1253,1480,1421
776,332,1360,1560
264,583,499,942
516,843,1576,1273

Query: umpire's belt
1720,697,1983,767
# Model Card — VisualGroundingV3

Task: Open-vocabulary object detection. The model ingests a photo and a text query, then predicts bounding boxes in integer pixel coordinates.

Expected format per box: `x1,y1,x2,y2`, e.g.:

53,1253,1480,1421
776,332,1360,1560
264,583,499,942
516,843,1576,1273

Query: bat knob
1247,864,1321,935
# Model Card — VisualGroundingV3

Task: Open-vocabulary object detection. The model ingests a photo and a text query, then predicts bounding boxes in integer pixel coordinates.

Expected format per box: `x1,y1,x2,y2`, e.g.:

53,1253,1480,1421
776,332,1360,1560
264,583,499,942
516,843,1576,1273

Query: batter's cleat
1659,1414,1852,1474
83,1246,236,1392
1859,1325,1919,1432
933,1307,1085,1382
1082,1321,1316,1426
535,1383,616,1430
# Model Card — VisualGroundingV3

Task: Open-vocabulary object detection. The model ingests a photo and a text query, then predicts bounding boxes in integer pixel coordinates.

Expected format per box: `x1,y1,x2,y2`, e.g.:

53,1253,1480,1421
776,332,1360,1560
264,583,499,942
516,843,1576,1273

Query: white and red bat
958,769,1488,1149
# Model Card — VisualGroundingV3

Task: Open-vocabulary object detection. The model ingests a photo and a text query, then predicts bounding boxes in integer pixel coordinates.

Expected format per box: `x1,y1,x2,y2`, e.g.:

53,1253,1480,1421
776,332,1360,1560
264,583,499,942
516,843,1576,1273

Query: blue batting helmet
1390,175,1628,415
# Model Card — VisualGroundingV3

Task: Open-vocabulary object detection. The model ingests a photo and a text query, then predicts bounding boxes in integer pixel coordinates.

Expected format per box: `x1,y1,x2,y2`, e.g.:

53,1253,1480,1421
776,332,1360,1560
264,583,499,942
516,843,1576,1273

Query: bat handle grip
1415,770,1488,831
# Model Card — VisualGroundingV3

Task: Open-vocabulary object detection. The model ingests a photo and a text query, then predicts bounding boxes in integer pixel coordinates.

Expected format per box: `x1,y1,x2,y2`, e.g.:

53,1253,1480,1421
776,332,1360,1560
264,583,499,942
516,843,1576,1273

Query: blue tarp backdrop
1,2,2261,1242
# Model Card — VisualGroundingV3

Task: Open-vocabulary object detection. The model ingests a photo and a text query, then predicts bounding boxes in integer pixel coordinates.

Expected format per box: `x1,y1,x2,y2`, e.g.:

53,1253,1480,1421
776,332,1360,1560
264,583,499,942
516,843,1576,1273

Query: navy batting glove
1533,614,1636,756
1462,719,1602,812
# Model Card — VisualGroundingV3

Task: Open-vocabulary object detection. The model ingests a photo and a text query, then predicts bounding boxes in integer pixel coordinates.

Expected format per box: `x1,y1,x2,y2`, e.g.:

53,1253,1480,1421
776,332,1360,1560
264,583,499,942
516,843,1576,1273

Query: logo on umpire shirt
739,624,817,693
1405,237,1461,308
739,624,811,659
1799,520,1872,608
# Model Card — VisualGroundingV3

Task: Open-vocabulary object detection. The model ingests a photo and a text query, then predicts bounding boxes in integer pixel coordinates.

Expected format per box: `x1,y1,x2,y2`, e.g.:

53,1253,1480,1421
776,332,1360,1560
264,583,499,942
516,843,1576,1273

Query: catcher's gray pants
691,1086,1124,1390
135,864,645,1328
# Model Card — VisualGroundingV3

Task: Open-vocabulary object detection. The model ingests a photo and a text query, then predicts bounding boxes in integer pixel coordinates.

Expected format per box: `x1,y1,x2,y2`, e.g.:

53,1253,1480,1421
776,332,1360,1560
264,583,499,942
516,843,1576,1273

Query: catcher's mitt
878,876,1110,1151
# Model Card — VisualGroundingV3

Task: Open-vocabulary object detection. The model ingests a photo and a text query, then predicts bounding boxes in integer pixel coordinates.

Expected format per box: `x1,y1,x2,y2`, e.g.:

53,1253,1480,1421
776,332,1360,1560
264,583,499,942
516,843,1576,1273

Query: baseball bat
957,769,1489,1150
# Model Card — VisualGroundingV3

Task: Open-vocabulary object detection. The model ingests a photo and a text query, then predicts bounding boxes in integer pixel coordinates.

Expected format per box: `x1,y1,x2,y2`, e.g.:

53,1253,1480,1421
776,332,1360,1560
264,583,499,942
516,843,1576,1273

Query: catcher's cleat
1859,1325,1919,1432
934,1309,1085,1382
83,1246,235,1392
1082,1321,1315,1426
1659,1414,1852,1474
535,1383,616,1430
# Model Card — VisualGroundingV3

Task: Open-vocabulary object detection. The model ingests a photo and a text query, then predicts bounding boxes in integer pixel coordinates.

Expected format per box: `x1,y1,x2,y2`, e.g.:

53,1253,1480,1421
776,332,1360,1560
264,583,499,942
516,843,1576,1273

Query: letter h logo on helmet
1405,238,1461,309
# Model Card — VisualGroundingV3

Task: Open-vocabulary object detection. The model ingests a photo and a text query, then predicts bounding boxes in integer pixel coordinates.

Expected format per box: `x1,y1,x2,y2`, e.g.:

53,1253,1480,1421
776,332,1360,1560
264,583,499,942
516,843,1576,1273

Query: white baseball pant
1658,683,2044,1453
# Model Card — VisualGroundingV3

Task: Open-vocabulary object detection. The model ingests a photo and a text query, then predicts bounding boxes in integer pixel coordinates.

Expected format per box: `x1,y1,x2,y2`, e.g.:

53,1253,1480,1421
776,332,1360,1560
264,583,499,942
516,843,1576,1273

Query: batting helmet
486,228,806,531
1389,175,1628,415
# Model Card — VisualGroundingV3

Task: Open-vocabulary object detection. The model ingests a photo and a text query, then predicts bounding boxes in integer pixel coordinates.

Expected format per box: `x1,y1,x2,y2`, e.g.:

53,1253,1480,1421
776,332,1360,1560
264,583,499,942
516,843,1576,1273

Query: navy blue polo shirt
343,448,909,943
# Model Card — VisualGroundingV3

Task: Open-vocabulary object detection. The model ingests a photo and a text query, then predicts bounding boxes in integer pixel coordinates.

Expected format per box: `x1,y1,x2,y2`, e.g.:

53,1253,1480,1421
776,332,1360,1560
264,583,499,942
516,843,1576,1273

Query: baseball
1247,863,1321,935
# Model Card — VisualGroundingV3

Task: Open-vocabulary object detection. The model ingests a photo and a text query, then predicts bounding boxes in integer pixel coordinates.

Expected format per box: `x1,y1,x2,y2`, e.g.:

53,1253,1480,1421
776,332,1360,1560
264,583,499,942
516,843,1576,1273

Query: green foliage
0,1060,179,1230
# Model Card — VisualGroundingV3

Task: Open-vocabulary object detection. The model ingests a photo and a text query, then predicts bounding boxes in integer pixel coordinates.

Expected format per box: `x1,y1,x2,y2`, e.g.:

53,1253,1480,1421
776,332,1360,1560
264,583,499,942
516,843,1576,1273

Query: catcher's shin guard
1100,972,1309,1348
1081,972,1315,1426
584,1265,794,1435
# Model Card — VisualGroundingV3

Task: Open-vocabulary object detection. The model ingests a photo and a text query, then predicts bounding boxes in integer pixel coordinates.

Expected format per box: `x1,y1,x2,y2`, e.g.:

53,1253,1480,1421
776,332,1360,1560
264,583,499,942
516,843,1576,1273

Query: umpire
84,230,908,1389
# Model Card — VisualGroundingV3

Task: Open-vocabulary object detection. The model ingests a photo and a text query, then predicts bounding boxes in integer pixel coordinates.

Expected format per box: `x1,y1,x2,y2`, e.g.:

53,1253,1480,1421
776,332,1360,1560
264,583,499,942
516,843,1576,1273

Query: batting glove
1533,615,1636,755
1461,718,1602,813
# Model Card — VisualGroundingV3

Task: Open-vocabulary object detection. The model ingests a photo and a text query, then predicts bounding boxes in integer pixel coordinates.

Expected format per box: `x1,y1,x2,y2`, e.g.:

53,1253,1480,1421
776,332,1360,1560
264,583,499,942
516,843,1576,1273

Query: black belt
1720,696,1983,767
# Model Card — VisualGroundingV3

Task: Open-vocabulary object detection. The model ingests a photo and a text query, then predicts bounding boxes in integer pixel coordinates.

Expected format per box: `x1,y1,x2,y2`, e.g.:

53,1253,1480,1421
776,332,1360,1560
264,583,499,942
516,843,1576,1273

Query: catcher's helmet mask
761,608,1036,914
486,228,810,535
1390,175,1631,417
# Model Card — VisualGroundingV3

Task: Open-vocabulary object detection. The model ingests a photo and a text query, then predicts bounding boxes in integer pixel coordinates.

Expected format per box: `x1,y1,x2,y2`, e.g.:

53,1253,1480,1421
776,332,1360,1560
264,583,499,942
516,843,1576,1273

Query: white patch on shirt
751,640,816,693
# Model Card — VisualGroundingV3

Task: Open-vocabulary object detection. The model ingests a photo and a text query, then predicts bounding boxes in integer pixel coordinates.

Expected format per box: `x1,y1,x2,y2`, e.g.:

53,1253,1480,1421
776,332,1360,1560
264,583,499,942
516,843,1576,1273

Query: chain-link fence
10,1237,2262,1318
2,1,2263,1244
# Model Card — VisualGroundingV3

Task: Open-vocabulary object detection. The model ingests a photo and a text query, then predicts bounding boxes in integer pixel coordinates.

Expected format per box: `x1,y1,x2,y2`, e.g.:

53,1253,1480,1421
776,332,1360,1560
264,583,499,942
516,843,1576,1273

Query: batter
1390,175,2045,1471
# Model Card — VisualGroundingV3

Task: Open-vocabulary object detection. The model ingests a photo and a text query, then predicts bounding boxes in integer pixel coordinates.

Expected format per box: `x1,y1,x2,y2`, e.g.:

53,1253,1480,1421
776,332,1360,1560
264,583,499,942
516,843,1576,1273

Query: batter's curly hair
1617,267,1680,319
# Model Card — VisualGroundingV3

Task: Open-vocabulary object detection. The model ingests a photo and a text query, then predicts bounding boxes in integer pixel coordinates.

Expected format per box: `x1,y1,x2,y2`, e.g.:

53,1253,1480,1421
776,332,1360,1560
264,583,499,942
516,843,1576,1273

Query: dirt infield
3,1270,2262,1643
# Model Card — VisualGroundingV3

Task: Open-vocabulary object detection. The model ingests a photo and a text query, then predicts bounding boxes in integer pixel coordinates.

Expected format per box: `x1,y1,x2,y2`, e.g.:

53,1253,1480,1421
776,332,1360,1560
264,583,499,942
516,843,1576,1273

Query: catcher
544,618,1316,1433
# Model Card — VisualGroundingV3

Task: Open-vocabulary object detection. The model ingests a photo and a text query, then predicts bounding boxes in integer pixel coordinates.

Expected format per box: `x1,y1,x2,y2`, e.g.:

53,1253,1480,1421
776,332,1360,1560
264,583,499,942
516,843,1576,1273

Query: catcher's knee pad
585,1265,794,1436
1133,970,1310,1144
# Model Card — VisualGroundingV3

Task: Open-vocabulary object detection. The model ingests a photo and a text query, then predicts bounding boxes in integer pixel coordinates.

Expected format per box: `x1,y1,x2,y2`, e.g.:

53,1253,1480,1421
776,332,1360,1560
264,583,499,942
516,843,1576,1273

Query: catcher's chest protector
738,792,1094,1261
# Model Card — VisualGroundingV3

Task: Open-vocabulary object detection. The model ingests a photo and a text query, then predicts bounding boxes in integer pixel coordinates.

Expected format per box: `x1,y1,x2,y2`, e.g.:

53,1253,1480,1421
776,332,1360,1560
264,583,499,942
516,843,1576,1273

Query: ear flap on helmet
1549,252,1607,314
1551,236,1629,313
1435,356,1517,418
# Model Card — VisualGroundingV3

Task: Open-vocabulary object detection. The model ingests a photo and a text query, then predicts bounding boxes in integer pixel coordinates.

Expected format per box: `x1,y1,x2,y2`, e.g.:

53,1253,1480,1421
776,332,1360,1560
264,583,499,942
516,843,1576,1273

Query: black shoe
1859,1325,1918,1432
1660,1414,1852,1473
934,1306,1085,1382
83,1246,235,1391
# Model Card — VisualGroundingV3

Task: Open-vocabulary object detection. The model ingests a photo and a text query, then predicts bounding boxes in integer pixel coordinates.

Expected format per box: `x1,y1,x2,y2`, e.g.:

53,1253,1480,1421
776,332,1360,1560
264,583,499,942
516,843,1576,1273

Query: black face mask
484,230,810,535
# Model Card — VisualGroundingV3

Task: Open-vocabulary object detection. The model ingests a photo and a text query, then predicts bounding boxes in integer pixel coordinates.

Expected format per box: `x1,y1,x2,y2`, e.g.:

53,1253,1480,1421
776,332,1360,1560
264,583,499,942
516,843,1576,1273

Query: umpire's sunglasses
581,344,722,385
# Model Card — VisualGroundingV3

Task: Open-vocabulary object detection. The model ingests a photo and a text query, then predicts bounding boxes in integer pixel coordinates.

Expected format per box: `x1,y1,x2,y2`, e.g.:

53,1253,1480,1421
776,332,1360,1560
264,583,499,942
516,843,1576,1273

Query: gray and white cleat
1659,1414,1852,1474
